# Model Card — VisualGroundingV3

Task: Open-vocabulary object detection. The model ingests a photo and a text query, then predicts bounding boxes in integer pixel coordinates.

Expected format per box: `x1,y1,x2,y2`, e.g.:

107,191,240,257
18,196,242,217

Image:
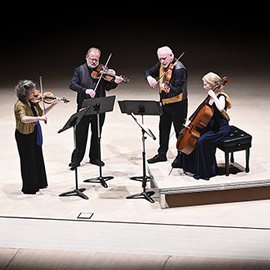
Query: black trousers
15,128,47,194
158,99,188,156
71,113,105,163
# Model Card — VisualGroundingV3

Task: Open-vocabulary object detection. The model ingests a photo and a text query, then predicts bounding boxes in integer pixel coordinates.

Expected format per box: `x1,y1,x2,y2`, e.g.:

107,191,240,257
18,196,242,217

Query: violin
31,89,70,104
176,77,229,155
91,64,129,83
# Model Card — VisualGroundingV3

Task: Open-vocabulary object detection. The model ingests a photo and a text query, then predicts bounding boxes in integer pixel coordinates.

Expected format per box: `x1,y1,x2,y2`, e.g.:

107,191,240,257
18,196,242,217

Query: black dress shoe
90,159,105,167
171,151,183,168
147,154,167,164
69,162,80,170
171,156,181,168
23,191,37,195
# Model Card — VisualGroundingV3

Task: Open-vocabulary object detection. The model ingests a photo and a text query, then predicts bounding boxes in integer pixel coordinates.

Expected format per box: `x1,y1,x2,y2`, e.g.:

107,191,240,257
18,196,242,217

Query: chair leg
246,148,250,173
230,152,234,163
225,152,229,176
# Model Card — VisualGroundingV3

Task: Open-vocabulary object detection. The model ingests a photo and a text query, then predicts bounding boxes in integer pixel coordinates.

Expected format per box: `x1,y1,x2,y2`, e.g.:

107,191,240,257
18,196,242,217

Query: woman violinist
14,80,60,194
172,72,232,180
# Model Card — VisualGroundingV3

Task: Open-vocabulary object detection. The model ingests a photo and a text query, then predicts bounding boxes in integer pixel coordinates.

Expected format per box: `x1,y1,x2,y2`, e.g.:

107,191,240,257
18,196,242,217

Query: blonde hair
203,72,232,109
202,72,223,86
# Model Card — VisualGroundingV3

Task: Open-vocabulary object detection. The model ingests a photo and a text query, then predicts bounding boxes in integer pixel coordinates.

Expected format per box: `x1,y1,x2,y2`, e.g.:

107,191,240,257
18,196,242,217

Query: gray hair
157,46,173,55
86,47,101,56
15,80,35,102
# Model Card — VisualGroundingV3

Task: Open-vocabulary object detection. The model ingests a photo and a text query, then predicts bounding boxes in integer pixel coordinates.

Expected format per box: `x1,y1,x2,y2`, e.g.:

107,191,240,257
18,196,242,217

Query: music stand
58,107,90,200
118,100,162,203
81,96,116,188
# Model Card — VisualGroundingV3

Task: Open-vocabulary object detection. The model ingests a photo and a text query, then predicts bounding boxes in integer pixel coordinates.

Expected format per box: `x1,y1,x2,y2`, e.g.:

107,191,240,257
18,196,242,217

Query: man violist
145,46,188,164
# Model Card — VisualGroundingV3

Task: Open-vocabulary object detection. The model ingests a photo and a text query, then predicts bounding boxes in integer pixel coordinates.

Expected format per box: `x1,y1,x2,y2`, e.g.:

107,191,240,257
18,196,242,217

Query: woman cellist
14,80,60,194
172,72,232,180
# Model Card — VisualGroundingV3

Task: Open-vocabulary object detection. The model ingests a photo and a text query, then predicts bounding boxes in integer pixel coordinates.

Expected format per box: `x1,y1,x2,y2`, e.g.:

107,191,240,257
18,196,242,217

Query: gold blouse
14,100,43,134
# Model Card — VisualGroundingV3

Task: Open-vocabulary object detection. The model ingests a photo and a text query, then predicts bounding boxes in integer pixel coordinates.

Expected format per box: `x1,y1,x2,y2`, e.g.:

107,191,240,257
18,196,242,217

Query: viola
91,64,129,83
163,63,174,94
154,52,185,91
176,77,229,155
31,89,70,104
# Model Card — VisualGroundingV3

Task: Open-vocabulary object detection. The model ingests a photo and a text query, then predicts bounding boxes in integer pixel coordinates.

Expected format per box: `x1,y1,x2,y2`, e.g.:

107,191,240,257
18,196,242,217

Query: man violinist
145,46,188,163
69,47,124,170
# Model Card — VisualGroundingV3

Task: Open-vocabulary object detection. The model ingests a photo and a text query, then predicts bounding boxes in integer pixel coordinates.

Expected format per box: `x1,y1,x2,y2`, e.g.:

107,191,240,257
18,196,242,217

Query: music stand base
126,191,155,203
84,176,114,188
130,176,150,182
59,188,88,200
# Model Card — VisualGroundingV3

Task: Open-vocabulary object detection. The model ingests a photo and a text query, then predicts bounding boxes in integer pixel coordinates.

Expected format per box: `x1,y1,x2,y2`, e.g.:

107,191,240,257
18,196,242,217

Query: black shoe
69,162,80,170
23,191,37,195
90,159,105,167
171,156,181,168
147,154,167,164
171,158,179,168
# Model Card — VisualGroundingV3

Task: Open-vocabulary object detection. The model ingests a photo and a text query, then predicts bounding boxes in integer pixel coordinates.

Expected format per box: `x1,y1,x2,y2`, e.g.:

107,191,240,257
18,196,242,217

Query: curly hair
15,80,35,102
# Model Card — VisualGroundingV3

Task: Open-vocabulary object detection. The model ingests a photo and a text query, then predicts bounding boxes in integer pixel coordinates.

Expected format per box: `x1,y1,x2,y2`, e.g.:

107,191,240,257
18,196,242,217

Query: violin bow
156,51,185,84
39,76,47,124
93,53,112,92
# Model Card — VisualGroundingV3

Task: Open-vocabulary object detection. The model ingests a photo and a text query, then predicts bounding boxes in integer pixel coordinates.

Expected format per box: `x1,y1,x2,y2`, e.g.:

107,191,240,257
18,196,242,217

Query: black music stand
82,96,116,188
118,100,162,203
58,108,90,200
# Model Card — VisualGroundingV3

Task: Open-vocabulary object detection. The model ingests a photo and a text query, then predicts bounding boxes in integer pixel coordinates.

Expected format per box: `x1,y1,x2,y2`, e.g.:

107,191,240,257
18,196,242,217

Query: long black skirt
15,127,47,194
177,120,230,180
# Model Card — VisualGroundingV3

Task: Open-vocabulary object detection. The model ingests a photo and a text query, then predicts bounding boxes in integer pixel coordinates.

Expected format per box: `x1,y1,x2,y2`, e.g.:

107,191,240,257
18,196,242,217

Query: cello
176,77,229,155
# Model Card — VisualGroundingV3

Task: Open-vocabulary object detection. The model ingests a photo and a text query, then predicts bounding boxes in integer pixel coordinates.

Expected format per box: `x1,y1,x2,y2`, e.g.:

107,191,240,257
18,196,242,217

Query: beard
162,62,169,68
86,59,99,69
